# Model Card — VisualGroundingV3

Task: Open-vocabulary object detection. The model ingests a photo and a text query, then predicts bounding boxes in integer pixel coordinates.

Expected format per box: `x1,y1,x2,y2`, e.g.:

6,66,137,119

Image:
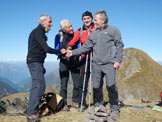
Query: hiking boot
71,102,79,108
62,105,70,112
27,115,40,122
110,111,120,121
78,105,87,112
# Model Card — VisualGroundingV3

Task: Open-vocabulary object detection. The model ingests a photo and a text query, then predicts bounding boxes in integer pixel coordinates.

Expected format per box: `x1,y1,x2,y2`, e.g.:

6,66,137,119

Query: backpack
79,27,83,44
38,92,64,115
54,30,81,56
54,31,63,56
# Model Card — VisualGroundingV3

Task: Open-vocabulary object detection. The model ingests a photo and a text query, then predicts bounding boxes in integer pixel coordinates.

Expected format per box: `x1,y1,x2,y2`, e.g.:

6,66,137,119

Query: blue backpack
54,31,63,56
54,31,81,56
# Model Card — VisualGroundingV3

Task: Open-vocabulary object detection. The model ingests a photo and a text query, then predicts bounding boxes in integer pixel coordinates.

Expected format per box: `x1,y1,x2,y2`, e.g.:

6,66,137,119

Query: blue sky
0,0,162,62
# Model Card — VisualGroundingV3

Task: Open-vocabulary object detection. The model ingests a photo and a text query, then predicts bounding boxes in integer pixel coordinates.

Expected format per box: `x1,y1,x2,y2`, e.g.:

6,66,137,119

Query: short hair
60,19,69,30
38,14,51,24
95,10,108,24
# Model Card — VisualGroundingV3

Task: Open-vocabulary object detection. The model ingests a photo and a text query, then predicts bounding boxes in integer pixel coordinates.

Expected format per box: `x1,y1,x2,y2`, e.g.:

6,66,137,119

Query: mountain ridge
0,79,18,94
116,48,162,101
0,61,59,84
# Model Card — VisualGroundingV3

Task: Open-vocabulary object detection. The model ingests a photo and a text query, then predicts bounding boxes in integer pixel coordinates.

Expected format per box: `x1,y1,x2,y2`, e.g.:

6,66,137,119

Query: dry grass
1,101,162,122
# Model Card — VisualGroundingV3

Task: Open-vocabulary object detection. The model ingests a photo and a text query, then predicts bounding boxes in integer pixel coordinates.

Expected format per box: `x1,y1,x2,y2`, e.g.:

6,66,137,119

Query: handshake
60,46,73,58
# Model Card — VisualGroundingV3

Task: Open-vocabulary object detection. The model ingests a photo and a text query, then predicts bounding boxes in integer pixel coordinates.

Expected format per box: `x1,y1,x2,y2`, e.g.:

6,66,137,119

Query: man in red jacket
67,11,97,112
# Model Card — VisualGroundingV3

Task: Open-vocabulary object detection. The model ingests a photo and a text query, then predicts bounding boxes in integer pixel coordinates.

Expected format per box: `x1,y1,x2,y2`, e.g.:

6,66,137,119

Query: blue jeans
27,62,46,116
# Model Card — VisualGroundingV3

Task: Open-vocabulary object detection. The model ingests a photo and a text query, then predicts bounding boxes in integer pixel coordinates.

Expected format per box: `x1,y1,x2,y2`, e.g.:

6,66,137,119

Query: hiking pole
88,52,92,110
80,54,89,112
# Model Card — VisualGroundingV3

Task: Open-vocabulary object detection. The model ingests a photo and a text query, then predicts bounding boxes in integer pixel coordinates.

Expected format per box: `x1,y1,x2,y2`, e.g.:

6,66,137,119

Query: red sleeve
68,29,80,46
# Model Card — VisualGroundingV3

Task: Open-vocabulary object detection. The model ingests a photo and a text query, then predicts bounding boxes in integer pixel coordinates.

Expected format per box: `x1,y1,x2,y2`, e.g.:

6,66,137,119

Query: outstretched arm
36,31,60,54
71,37,93,56
66,50,72,57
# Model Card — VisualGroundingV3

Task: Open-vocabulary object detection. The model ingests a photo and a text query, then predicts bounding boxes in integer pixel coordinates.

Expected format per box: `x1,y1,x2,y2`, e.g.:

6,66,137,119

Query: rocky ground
0,100,162,122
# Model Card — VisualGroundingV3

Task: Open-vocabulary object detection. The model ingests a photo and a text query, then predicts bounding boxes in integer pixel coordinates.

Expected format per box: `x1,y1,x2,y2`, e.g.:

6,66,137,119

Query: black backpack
38,92,64,115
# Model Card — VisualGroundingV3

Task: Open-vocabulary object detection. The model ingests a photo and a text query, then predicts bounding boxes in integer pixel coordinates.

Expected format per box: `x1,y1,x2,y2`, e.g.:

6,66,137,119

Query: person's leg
70,60,80,106
92,62,103,107
100,72,104,105
102,63,119,112
27,62,46,116
59,61,69,106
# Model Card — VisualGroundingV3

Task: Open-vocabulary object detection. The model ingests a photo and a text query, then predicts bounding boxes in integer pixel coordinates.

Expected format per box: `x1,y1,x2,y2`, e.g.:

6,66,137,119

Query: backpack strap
54,31,64,57
59,31,64,43
79,26,95,40
79,27,83,41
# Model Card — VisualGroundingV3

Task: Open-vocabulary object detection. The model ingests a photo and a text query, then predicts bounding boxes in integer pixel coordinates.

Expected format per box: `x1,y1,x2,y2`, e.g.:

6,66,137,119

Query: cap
82,11,93,19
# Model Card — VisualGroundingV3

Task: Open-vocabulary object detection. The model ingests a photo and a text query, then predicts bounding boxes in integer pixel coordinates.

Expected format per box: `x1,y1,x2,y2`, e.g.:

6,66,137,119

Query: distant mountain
0,78,18,94
0,76,21,92
115,48,162,101
44,61,59,72
45,70,60,86
2,48,162,102
0,61,59,84
16,70,60,92
0,62,29,83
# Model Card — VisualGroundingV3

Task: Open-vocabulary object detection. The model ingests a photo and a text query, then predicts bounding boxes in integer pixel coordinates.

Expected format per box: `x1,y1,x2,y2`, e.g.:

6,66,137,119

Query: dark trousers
59,59,80,105
27,62,46,116
92,62,119,111
78,57,103,106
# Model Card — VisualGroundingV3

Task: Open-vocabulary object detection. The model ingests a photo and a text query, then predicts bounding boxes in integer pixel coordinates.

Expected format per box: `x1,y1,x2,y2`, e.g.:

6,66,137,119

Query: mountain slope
116,48,162,101
0,61,59,84
0,62,29,83
0,79,18,94
0,76,21,92
16,70,60,92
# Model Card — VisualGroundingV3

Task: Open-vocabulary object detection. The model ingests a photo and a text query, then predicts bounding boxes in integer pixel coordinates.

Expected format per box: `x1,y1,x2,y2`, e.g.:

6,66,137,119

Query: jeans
27,62,46,116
